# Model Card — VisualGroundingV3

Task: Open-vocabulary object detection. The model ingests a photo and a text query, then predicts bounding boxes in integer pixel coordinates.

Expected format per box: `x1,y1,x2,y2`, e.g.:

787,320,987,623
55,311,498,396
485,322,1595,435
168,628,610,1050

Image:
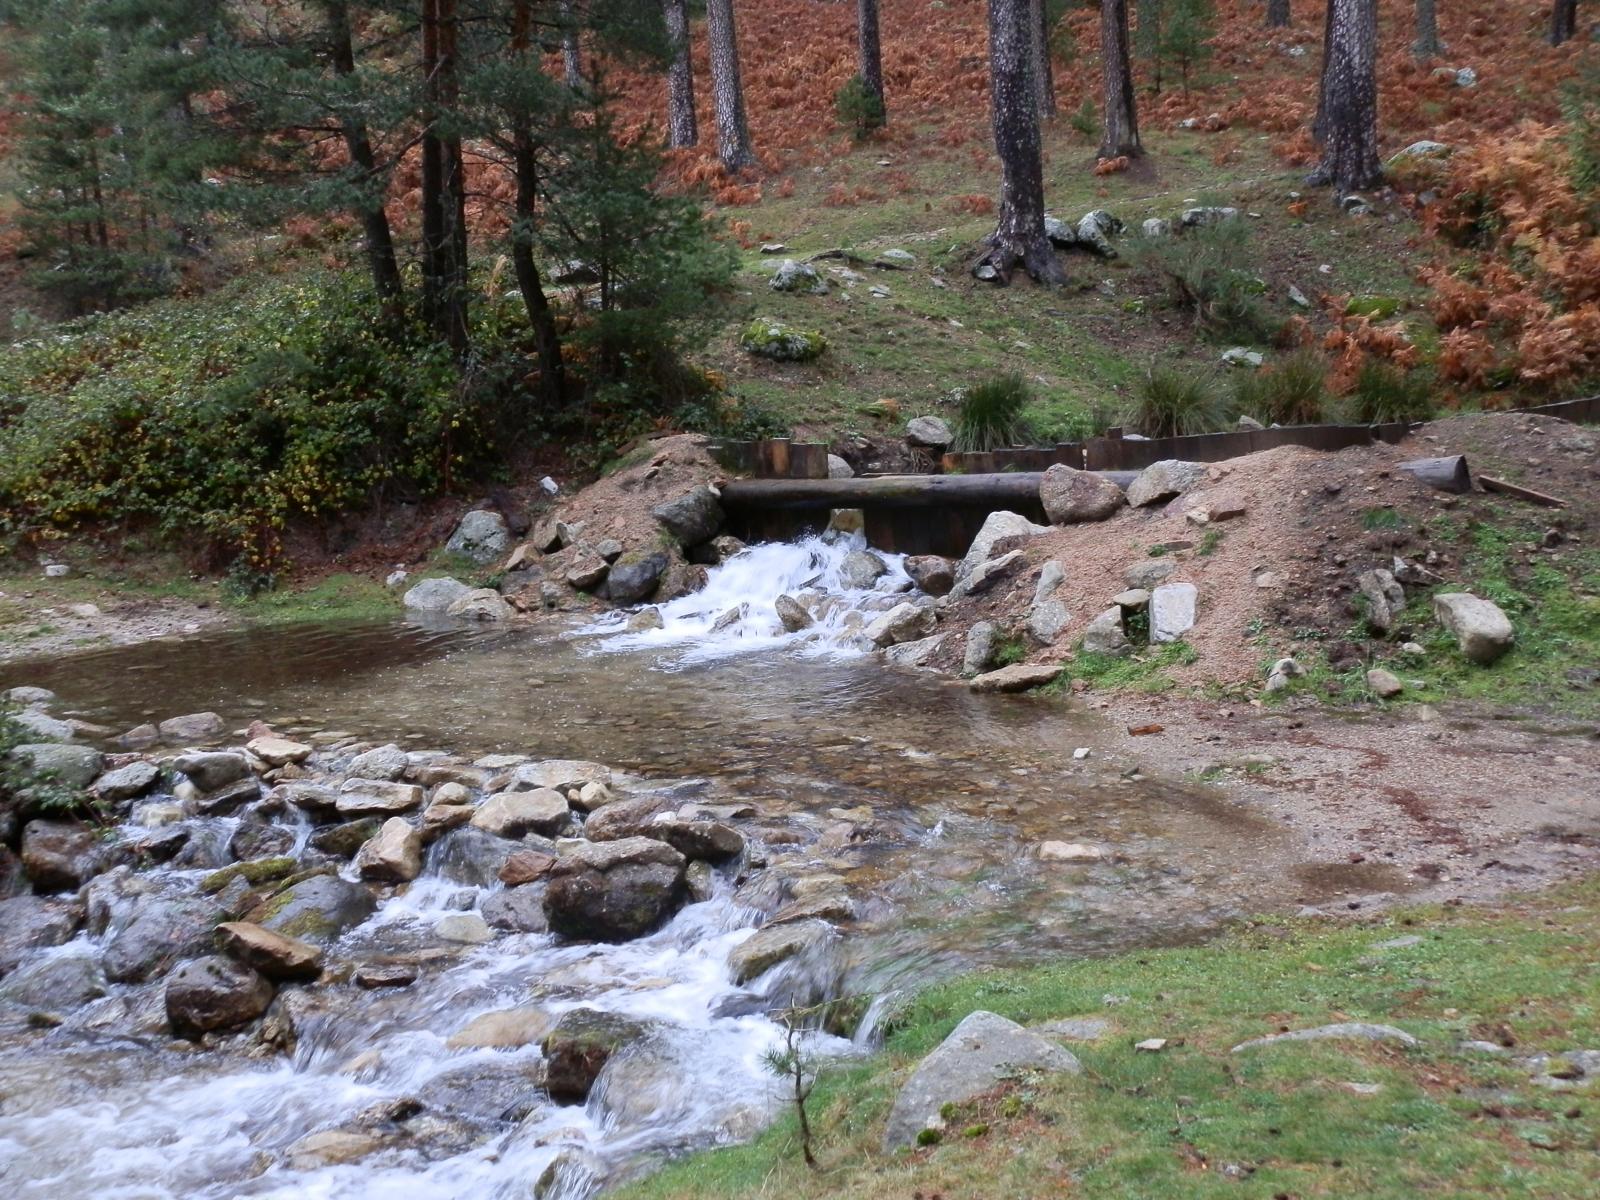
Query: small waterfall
578,534,912,662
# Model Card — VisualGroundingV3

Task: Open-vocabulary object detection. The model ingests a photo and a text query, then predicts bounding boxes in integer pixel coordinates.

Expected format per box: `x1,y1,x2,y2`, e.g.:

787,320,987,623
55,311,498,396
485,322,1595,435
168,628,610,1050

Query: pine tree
1309,0,1381,195
1413,0,1442,58
1161,0,1214,95
1029,0,1056,120
421,0,470,356
1266,0,1291,27
975,0,1063,285
705,0,757,171
1100,0,1141,157
1137,0,1165,94
1550,0,1578,46
858,0,888,125
663,0,699,147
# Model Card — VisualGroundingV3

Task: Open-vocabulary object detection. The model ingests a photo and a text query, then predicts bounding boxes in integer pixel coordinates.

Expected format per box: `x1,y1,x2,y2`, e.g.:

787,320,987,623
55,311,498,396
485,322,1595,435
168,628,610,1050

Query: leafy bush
835,75,886,139
1345,360,1437,424
952,374,1035,451
1127,366,1229,437
1136,220,1272,343
1233,349,1331,425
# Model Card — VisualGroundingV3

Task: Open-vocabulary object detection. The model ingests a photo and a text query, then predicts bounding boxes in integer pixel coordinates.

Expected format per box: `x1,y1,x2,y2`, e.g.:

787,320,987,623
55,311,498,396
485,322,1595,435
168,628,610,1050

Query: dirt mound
931,411,1598,686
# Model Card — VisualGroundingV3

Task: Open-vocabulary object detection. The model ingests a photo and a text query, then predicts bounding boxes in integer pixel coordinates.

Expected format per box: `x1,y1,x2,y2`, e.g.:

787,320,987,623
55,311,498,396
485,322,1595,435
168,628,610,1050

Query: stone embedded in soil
215,921,324,981
727,918,835,984
968,663,1062,694
1150,583,1198,643
1126,460,1208,508
951,549,1025,600
1082,606,1130,656
542,1008,654,1102
1231,1022,1420,1053
1039,841,1106,862
165,955,274,1038
1124,559,1176,590
962,621,997,676
1027,601,1070,645
1433,592,1515,665
566,555,609,591
354,817,424,883
471,788,570,838
883,1011,1082,1149
1366,668,1405,698
1039,464,1126,524
1034,1016,1112,1042
1357,568,1406,634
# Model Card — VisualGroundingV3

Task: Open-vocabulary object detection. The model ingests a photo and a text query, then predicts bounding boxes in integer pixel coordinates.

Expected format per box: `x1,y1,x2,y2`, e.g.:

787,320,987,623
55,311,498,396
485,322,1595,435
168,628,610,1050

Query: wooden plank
1480,475,1566,508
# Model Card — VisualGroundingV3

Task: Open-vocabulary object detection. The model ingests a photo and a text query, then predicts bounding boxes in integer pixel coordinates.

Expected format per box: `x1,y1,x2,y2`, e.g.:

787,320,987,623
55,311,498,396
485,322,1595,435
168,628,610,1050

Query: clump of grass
1197,527,1224,556
991,629,1029,667
951,373,1034,451
1135,219,1272,343
1344,359,1436,424
1126,366,1230,437
1234,348,1330,425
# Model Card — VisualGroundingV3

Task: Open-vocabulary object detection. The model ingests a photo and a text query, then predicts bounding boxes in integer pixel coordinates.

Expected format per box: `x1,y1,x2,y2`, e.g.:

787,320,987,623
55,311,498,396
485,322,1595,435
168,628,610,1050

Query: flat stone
1039,841,1106,862
1034,1016,1112,1042
1433,592,1515,664
346,744,409,781
174,751,250,793
1231,1022,1420,1053
1124,560,1176,590
883,1011,1081,1148
472,788,570,838
245,737,312,767
11,743,103,790
214,921,324,981
968,663,1061,694
511,760,612,792
92,761,161,802
158,712,224,744
336,778,425,816
434,913,492,943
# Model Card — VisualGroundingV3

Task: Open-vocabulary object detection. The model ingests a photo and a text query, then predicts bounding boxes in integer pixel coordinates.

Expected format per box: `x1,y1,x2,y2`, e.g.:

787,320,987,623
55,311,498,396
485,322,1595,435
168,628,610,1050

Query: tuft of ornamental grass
1126,366,1230,438
1234,348,1330,426
951,373,1035,451
1345,359,1437,425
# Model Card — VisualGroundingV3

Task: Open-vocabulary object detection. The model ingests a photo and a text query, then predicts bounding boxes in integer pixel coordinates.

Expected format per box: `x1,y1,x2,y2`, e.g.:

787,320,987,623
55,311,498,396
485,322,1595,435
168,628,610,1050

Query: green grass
228,572,400,625
1051,641,1200,696
615,878,1600,1200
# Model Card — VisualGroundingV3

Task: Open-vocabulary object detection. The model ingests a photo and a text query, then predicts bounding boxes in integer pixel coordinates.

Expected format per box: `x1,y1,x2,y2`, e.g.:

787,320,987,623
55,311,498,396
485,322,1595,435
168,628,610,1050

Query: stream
0,536,1353,1198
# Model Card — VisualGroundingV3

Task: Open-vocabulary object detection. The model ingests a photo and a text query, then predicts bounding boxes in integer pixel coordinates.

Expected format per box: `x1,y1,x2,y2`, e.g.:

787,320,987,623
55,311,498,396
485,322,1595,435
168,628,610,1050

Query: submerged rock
0,895,84,975
726,919,834,985
883,1011,1081,1149
20,821,111,892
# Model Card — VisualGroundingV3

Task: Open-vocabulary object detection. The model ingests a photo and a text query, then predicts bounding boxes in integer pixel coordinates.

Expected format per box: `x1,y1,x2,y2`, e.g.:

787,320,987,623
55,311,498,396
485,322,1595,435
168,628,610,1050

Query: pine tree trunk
1265,0,1291,27
706,0,756,171
975,0,1063,286
509,0,564,405
1312,0,1335,143
1309,0,1381,195
1099,0,1141,158
858,0,887,121
1412,0,1441,57
560,0,583,88
421,0,469,356
663,0,698,147
1550,0,1578,45
1029,0,1056,119
325,1,403,312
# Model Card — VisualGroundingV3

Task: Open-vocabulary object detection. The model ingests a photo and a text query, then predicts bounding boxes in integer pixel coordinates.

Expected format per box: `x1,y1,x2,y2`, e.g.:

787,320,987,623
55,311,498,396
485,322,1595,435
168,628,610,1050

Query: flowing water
0,536,1378,1198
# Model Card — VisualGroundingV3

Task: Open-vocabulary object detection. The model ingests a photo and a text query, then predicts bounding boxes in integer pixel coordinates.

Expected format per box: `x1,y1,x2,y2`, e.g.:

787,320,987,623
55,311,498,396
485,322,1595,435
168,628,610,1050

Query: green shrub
1233,348,1330,425
835,75,886,139
1127,366,1229,437
1345,360,1437,425
1068,97,1098,140
952,373,1035,451
1136,220,1272,342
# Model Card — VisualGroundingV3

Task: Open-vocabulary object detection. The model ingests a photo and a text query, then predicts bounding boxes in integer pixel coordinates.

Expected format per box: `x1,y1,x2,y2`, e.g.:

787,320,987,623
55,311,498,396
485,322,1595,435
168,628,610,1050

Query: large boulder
336,778,424,817
9,744,103,791
904,555,955,597
882,1011,1082,1149
905,416,953,450
103,893,222,983
165,955,274,1038
403,577,472,613
956,512,1050,580
543,837,687,942
840,549,889,590
353,817,424,883
605,551,670,604
215,921,324,981
445,509,512,564
446,588,516,621
20,821,107,892
175,751,250,793
249,874,378,945
0,895,83,975
542,1008,653,1102
1039,465,1125,524
1433,593,1515,664
865,602,937,648
1126,460,1208,508
652,487,726,548
471,789,570,838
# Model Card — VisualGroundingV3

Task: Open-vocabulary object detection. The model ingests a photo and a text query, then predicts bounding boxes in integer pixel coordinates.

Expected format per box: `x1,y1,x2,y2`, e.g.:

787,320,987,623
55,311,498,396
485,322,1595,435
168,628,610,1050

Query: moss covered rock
740,318,827,362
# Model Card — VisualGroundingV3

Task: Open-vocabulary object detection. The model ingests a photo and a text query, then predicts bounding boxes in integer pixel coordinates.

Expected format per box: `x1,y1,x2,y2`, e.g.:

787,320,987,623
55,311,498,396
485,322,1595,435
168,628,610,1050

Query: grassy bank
616,880,1600,1200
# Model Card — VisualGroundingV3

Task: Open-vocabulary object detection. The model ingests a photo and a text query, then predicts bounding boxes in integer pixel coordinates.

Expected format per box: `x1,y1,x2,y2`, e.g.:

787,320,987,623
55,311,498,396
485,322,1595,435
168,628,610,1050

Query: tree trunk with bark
1099,0,1141,158
1412,0,1441,57
1029,0,1055,119
975,0,1063,285
1309,0,1381,195
663,0,698,147
858,0,887,122
705,0,756,171
1265,0,1291,27
1550,0,1578,45
421,0,469,356
509,0,564,405
324,1,403,313
560,0,583,88
1312,0,1335,143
